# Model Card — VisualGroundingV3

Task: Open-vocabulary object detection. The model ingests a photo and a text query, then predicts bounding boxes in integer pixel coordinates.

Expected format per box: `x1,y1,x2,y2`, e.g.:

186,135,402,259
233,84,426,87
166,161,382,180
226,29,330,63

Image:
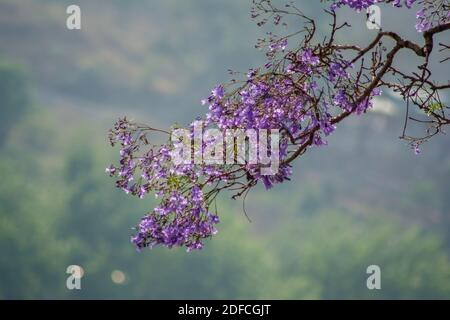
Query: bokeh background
0,0,449,299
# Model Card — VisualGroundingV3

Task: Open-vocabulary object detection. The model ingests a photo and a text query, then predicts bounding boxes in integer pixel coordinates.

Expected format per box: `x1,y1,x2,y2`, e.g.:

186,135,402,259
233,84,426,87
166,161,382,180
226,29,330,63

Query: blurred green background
0,0,449,299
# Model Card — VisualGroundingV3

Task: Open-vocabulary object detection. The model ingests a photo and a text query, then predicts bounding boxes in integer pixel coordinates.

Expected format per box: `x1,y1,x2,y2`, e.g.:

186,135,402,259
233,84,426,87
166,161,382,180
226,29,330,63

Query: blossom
269,38,288,52
331,0,449,33
107,0,449,252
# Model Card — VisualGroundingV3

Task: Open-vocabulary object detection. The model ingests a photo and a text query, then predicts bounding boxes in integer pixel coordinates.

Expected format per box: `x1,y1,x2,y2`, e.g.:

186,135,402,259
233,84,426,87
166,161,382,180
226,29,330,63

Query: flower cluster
107,118,221,251
415,1,450,32
331,0,449,32
107,0,449,252
332,0,416,10
108,36,383,251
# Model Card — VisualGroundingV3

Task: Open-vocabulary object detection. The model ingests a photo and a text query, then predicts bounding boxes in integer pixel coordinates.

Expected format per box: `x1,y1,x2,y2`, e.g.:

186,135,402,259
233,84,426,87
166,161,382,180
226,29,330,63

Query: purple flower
212,85,225,99
269,38,288,52
328,62,349,82
105,165,116,177
413,144,421,155
300,49,320,66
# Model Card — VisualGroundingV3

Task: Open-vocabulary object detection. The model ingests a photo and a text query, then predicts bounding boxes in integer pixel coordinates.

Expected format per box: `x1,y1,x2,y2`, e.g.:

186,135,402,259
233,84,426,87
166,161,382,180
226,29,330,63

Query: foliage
0,58,31,147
